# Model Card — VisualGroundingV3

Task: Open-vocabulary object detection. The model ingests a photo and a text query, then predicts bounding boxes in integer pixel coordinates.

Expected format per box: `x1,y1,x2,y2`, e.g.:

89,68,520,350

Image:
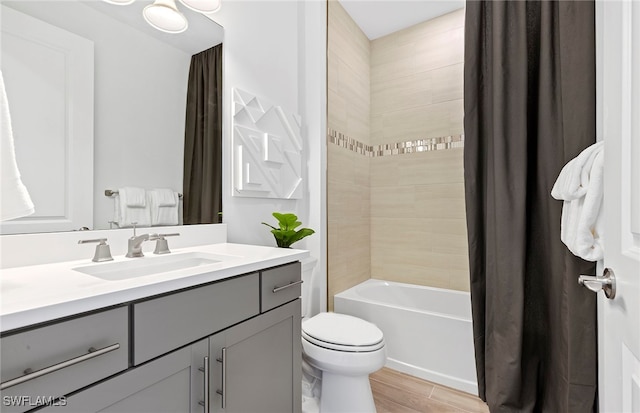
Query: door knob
578,267,616,299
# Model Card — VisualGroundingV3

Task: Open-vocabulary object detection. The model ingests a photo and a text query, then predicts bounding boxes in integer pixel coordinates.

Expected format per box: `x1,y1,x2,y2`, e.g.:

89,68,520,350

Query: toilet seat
302,312,384,352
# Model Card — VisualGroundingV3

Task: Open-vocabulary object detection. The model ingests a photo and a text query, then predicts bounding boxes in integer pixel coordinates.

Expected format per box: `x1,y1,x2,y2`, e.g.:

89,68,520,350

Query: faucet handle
153,233,180,255
78,238,114,262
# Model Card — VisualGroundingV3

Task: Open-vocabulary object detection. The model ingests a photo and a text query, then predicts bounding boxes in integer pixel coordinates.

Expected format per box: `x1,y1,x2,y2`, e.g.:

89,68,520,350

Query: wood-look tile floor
370,368,490,413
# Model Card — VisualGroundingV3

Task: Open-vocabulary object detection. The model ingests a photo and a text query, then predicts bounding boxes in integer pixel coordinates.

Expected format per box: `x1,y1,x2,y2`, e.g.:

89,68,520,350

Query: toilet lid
302,313,384,352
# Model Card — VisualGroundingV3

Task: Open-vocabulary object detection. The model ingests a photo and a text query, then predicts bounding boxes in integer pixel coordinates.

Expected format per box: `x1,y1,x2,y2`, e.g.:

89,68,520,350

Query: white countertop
0,243,309,332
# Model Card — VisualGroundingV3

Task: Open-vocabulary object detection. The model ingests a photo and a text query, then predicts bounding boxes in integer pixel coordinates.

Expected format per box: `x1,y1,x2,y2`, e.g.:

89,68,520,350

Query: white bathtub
334,279,478,394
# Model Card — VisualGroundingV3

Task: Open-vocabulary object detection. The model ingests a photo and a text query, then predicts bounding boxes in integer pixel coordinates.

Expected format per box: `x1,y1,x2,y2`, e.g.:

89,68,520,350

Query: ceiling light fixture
142,0,188,34
178,0,221,14
103,0,221,34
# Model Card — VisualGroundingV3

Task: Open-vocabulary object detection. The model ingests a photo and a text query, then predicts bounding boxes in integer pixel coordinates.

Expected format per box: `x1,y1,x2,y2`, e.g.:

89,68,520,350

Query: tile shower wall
327,1,371,310
328,6,469,308
370,9,469,291
370,9,465,146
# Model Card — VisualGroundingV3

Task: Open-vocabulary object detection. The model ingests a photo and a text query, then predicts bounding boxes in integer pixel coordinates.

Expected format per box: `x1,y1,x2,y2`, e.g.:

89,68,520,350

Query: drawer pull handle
216,348,227,409
272,280,303,293
0,343,120,390
201,356,209,411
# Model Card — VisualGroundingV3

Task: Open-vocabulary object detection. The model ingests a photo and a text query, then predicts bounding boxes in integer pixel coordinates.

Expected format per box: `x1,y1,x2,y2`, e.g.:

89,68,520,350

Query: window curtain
463,1,597,411
183,44,222,224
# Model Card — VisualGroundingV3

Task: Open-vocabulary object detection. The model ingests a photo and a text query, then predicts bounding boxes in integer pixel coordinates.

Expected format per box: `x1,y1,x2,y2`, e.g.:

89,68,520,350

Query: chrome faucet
126,233,150,258
126,223,159,258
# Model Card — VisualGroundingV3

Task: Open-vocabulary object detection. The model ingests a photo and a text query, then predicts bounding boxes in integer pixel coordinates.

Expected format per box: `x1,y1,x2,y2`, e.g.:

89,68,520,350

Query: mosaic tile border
327,128,464,157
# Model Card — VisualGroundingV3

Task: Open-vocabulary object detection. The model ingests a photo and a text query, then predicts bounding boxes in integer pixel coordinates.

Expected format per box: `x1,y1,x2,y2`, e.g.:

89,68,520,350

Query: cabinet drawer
133,273,260,364
38,341,207,413
0,307,129,413
261,262,302,312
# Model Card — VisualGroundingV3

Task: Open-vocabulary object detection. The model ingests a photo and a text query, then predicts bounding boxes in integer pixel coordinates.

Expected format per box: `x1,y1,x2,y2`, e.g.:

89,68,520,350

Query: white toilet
300,258,386,413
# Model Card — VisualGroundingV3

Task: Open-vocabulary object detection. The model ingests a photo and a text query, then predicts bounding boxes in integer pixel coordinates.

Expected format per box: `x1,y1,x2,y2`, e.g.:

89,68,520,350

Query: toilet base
319,372,376,413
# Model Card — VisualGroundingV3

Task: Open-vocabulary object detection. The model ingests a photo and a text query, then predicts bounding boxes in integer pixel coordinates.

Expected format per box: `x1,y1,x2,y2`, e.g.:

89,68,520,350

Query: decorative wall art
232,88,303,199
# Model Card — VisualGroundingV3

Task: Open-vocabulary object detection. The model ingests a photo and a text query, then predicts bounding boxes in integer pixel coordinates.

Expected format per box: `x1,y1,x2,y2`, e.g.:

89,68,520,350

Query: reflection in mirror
0,0,223,235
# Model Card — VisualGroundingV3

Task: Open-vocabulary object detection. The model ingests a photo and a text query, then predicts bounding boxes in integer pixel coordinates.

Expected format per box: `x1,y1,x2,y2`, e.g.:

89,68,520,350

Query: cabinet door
38,339,208,413
209,299,301,413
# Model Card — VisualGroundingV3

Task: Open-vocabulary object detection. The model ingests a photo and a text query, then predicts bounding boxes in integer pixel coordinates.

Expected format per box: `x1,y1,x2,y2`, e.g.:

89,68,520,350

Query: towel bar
104,189,183,199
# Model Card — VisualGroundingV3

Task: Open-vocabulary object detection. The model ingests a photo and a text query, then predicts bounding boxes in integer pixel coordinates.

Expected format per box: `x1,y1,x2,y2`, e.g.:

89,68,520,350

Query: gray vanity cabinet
208,299,302,413
3,261,302,413
39,338,208,413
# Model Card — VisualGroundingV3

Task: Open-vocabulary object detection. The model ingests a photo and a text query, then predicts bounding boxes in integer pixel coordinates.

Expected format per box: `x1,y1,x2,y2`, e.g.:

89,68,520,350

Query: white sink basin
73,252,234,281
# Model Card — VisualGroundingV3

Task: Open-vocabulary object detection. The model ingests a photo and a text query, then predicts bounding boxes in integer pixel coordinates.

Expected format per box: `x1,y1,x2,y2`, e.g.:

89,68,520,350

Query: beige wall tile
395,8,465,46
328,213,371,311
370,41,416,69
368,155,399,187
370,116,384,144
328,4,470,305
371,72,432,117
327,50,340,93
413,183,466,219
414,27,465,70
371,11,464,144
371,218,467,255
448,271,471,292
370,42,415,68
377,107,430,144
431,63,464,103
327,0,371,309
374,149,464,186
369,149,468,292
328,89,347,132
370,55,416,85
370,186,416,217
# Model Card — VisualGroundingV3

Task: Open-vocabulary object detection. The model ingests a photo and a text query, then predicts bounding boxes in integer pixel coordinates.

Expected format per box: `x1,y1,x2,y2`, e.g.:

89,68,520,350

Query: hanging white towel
0,70,34,221
150,188,178,207
119,187,146,207
116,187,150,227
552,142,604,261
148,189,179,226
551,141,604,201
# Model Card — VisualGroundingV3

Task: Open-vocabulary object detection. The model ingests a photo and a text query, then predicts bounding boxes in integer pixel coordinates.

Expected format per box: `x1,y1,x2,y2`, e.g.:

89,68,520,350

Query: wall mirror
0,0,224,235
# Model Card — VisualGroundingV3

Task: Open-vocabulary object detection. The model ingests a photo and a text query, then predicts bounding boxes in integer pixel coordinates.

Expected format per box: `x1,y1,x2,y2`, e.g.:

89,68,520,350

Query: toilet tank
301,257,319,318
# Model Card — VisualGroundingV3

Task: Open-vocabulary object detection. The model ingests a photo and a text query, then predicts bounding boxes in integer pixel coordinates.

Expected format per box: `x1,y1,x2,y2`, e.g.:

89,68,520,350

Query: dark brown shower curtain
464,1,597,411
183,44,222,224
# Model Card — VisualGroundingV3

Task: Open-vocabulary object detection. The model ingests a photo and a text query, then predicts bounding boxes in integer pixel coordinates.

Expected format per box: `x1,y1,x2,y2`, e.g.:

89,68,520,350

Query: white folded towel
148,189,179,226
552,142,604,261
119,187,147,207
0,70,35,221
150,188,178,207
115,187,150,227
551,141,604,201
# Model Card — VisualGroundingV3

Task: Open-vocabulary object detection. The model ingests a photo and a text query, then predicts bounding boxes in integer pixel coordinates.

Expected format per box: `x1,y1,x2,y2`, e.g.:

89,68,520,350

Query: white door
597,1,640,412
0,5,94,234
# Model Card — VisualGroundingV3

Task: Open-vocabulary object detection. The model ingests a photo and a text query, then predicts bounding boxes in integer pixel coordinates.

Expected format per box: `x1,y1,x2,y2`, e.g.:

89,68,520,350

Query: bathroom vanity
0,240,306,413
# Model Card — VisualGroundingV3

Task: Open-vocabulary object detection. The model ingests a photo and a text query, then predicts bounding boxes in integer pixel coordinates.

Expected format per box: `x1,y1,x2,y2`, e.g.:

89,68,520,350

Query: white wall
214,0,299,247
211,0,327,312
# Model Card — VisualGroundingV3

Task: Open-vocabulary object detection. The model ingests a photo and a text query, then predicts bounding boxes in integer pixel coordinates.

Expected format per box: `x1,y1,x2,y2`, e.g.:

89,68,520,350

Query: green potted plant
262,212,315,248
